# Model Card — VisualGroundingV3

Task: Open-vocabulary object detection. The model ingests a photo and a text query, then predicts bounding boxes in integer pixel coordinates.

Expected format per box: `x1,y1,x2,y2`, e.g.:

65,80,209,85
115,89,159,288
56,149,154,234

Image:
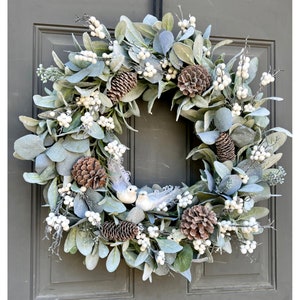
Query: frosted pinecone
100,220,139,241
215,132,236,162
180,205,217,240
71,157,107,189
106,72,138,103
177,65,211,97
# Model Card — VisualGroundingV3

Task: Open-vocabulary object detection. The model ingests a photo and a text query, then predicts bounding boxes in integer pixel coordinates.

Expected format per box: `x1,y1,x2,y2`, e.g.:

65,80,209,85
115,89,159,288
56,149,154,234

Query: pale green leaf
76,229,94,256
47,177,58,211
173,42,195,65
106,246,121,272
156,238,183,253
64,227,78,253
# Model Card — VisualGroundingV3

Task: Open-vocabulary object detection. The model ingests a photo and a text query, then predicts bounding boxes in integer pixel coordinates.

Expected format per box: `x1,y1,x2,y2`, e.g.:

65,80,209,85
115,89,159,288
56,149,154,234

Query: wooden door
8,0,292,299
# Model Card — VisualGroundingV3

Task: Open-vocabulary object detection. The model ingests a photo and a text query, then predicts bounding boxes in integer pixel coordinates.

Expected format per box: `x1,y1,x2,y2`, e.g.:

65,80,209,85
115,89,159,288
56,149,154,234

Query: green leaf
261,132,287,153
14,134,46,160
120,82,147,102
214,107,232,132
52,50,65,70
47,177,58,211
106,246,121,272
101,196,127,213
98,240,110,258
156,238,183,253
134,22,156,39
62,135,90,153
122,250,138,268
173,244,193,272
214,161,231,178
134,250,149,267
98,92,113,108
82,32,93,51
23,172,47,185
193,33,204,65
211,39,233,56
76,229,94,256
87,122,105,140
64,227,78,253
85,245,100,270
46,140,67,162
173,42,195,65
162,12,174,31
238,207,269,220
18,116,39,133
120,15,146,47
261,153,283,169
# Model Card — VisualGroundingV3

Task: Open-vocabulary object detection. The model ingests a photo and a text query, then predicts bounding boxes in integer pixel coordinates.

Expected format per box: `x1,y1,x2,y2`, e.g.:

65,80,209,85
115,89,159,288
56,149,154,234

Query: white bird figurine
135,185,181,211
117,184,138,204
107,158,137,204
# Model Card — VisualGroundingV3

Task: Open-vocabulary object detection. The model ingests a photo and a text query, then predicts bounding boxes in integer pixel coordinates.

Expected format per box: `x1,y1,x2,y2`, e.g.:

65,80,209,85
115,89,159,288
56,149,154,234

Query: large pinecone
177,65,211,97
71,157,107,189
180,205,217,240
106,71,138,103
215,132,236,162
101,220,139,241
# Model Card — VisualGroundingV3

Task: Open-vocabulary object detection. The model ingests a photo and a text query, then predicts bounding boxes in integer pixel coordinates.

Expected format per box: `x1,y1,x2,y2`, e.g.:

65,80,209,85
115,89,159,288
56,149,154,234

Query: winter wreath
13,8,292,282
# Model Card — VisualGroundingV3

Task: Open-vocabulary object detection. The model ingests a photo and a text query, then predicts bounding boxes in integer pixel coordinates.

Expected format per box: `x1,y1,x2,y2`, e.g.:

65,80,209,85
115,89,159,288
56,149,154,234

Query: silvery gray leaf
74,194,89,218
76,229,94,256
62,136,90,153
214,107,232,132
230,125,256,148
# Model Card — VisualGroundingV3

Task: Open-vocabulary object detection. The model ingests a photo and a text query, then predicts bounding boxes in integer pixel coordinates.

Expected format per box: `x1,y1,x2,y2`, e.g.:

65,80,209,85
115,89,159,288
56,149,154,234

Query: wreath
13,7,292,282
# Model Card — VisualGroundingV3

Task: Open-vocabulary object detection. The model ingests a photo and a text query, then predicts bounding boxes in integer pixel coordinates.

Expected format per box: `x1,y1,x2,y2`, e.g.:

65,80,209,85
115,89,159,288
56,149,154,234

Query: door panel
8,0,292,299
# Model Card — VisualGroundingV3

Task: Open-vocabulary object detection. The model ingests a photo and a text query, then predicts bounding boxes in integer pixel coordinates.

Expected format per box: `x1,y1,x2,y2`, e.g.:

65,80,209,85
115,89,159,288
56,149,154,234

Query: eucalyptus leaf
14,134,46,160
47,177,58,211
76,229,94,256
238,183,264,193
56,151,86,176
23,172,47,185
85,246,100,270
120,82,147,102
87,122,105,140
214,107,232,132
197,131,220,145
98,240,110,258
74,194,89,218
134,250,149,267
35,153,53,174
173,244,193,272
173,42,195,65
159,30,174,55
46,140,67,162
238,207,269,220
101,196,127,213
62,136,90,153
156,238,183,253
64,227,78,253
19,116,39,133
218,175,242,195
214,161,231,179
106,246,121,272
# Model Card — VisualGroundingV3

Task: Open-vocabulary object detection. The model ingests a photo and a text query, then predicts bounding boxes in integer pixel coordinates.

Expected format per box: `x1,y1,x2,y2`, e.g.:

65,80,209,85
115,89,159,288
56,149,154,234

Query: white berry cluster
160,59,178,81
104,140,127,160
136,232,151,252
260,71,275,86
178,15,196,32
137,47,151,60
58,182,74,207
213,63,232,91
89,16,106,39
177,191,193,208
74,50,97,64
85,211,101,226
218,220,236,237
80,111,94,129
46,213,70,232
202,46,211,57
148,226,160,238
240,240,257,254
240,217,260,234
102,52,113,66
231,102,242,116
250,145,271,161
142,62,158,78
76,91,101,113
236,86,249,99
236,54,251,79
224,195,244,214
97,116,115,130
243,103,255,112
193,239,211,254
156,250,166,265
57,112,72,128
156,201,168,212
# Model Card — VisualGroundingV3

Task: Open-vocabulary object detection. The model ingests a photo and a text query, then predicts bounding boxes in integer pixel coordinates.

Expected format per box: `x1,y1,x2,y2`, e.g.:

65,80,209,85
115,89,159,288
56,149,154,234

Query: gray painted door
8,0,292,299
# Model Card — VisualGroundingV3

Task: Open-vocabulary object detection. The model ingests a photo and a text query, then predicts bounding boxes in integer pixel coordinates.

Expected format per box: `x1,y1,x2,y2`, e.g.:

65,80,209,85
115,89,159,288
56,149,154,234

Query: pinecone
106,72,138,103
215,132,236,162
71,157,107,189
101,220,139,241
177,65,211,97
180,205,217,240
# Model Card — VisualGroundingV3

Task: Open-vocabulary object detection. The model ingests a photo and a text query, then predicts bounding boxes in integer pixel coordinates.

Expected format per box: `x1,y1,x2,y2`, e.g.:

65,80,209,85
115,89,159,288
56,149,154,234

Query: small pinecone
180,205,217,241
71,157,107,189
107,72,138,103
215,132,236,162
101,220,139,242
177,65,211,97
